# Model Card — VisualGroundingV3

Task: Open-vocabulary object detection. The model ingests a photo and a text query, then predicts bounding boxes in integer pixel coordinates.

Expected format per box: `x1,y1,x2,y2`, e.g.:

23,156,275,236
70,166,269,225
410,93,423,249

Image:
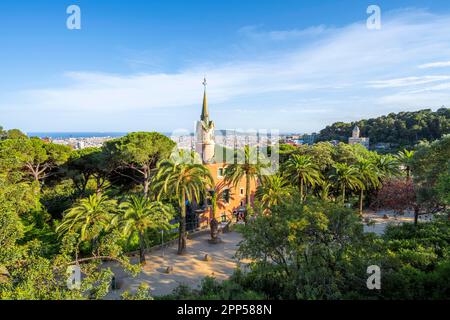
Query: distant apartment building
348,126,369,149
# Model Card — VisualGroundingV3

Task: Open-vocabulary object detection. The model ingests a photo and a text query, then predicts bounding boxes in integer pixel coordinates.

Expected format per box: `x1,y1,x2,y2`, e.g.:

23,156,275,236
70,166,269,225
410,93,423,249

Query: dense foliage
0,131,180,299
317,108,449,150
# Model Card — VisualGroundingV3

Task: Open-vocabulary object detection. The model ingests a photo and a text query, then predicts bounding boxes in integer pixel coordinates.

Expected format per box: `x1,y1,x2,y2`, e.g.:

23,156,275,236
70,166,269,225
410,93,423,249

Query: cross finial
203,77,207,88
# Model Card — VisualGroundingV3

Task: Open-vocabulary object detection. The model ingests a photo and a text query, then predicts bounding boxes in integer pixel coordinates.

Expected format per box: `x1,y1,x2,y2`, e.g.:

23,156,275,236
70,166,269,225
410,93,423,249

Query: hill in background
317,108,450,149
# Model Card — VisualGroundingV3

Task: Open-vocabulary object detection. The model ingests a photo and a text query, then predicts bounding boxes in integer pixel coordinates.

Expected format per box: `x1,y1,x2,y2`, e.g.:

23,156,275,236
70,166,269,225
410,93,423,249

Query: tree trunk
211,201,217,220
91,237,98,256
300,178,304,204
144,181,149,198
245,173,251,221
342,186,346,205
77,173,90,196
414,205,419,226
31,164,40,183
359,189,364,216
143,170,150,198
75,240,80,264
138,232,146,265
33,171,40,184
95,176,104,196
178,193,187,255
26,163,42,189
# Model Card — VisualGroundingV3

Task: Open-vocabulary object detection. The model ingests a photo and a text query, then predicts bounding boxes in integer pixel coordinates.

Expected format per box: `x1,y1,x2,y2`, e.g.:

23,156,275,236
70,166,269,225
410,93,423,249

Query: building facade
192,80,257,229
348,125,370,149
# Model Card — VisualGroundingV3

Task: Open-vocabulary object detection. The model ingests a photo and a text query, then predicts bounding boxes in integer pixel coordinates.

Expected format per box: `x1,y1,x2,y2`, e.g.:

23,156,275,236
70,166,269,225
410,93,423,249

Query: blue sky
1,0,450,133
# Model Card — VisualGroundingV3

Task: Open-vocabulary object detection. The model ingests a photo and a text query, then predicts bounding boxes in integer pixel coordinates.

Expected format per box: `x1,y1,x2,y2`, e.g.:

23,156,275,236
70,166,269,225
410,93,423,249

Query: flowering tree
373,178,421,225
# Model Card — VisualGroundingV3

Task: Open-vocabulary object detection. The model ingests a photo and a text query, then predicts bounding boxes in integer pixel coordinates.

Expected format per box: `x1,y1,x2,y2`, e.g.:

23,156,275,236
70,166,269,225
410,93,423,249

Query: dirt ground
105,231,245,299
363,210,433,235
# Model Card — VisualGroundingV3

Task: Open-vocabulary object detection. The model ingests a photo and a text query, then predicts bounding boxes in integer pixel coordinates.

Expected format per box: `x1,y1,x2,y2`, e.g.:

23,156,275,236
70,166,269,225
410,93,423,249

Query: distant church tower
352,125,361,138
196,78,215,163
349,125,370,149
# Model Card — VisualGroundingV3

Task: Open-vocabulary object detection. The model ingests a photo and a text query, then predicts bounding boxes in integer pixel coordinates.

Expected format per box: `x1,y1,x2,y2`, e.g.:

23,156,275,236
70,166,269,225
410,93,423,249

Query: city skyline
1,1,450,132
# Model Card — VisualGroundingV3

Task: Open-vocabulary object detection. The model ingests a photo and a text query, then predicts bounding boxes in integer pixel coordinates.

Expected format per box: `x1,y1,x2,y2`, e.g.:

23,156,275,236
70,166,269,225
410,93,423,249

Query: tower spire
201,78,209,122
196,77,215,163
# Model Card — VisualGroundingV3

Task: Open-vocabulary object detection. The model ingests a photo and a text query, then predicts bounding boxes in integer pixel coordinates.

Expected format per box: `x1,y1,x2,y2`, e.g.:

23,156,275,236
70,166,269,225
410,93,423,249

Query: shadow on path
104,231,245,299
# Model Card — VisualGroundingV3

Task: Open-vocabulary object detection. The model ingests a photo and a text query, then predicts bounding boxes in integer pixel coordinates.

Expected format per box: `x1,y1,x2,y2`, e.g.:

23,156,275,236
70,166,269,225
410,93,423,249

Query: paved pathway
105,231,245,299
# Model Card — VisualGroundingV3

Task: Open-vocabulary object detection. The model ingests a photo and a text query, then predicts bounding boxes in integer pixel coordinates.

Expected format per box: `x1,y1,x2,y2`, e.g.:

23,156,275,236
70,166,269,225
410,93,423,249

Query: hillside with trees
317,108,450,149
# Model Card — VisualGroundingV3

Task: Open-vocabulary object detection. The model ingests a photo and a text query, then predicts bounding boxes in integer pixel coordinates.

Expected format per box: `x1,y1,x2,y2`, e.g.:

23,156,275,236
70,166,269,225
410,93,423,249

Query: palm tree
373,154,400,178
156,150,213,254
354,159,381,215
329,163,363,205
117,195,173,265
284,154,322,203
318,180,333,201
209,181,231,221
224,145,267,219
396,149,415,180
255,174,293,209
57,194,117,258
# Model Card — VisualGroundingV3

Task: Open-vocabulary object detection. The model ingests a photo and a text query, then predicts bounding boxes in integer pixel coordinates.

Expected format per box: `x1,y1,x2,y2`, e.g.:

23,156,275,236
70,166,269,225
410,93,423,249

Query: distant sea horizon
27,132,130,139
27,131,297,139
26,132,194,139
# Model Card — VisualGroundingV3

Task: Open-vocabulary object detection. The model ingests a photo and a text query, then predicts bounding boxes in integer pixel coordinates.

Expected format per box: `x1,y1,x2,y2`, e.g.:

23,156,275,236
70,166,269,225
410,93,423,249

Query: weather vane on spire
203,77,207,88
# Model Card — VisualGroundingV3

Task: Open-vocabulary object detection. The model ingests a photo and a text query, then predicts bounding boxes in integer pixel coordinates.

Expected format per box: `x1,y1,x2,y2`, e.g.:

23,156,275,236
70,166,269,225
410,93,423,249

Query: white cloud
377,91,450,108
367,76,450,88
419,61,450,69
2,9,450,131
238,25,330,41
